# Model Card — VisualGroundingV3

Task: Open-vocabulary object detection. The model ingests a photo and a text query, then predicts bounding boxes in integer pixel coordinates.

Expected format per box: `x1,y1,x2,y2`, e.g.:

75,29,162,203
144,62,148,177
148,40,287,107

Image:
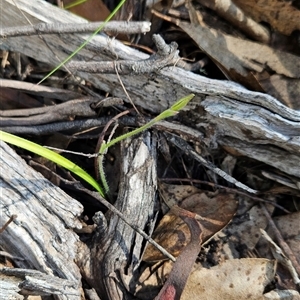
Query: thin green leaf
64,0,87,9
0,130,104,197
170,93,195,111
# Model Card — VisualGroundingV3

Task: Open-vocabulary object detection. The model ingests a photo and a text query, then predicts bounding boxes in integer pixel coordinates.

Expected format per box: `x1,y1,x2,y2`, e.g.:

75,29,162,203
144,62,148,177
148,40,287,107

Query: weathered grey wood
0,272,24,300
82,132,157,299
0,141,83,299
1,0,300,180
0,268,81,299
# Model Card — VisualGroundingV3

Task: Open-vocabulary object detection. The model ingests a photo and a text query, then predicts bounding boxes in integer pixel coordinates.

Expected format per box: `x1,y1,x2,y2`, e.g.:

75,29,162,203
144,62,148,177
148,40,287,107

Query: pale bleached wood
2,0,300,182
0,268,81,300
0,141,83,299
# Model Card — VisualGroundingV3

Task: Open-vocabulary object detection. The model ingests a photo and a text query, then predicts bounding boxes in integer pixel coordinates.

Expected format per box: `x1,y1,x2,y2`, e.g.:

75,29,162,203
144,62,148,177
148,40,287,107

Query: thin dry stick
74,183,176,262
0,215,17,234
66,34,180,74
166,133,258,194
114,61,140,115
260,204,300,277
1,21,151,38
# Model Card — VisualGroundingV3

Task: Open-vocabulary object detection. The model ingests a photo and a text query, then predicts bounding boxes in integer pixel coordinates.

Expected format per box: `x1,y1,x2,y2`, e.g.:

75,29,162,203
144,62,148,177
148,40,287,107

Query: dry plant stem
0,79,82,101
260,204,300,277
1,21,151,38
0,116,137,135
87,133,178,298
0,267,80,298
66,34,180,74
197,0,270,43
0,114,204,145
94,110,131,181
114,61,140,115
0,215,17,234
161,178,290,213
0,98,97,126
166,133,258,194
73,183,176,262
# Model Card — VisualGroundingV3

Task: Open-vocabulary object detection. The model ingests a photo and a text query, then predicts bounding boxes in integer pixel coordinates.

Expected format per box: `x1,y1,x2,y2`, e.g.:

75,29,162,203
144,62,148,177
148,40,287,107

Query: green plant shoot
98,94,195,194
0,130,105,197
99,94,195,154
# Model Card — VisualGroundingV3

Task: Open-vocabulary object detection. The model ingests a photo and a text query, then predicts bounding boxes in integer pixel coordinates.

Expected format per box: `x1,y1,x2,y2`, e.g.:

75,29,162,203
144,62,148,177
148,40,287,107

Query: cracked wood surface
2,0,300,181
82,132,157,300
0,140,83,300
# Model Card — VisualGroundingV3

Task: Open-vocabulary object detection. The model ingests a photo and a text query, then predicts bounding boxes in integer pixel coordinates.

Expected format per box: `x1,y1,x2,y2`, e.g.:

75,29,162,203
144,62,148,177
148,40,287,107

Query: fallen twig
166,133,258,194
0,21,151,38
66,34,180,74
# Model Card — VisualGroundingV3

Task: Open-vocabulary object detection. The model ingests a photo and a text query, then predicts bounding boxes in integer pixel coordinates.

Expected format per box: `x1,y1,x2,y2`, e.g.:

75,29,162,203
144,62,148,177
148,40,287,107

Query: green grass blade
64,0,88,9
38,0,127,84
0,130,105,197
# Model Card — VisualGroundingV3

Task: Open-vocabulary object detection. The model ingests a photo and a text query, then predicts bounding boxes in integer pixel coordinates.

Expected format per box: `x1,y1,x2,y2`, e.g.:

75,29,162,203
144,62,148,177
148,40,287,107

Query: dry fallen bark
0,140,83,299
0,268,81,300
2,0,300,183
80,132,158,299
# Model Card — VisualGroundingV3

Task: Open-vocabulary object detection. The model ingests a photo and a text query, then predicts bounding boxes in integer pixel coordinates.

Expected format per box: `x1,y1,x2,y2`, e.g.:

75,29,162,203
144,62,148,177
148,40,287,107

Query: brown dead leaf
195,0,271,43
175,20,300,77
254,73,300,110
64,0,110,21
233,0,300,36
181,258,276,300
158,182,199,213
143,190,238,261
168,17,300,109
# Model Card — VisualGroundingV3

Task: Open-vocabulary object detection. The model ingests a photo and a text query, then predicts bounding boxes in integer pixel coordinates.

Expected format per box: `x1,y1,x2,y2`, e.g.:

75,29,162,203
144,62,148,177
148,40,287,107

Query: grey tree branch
66,35,180,75
0,21,151,38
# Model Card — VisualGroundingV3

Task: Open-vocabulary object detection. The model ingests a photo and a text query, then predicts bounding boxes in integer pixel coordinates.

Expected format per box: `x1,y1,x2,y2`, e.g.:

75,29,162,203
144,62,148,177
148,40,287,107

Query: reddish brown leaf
155,206,203,300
